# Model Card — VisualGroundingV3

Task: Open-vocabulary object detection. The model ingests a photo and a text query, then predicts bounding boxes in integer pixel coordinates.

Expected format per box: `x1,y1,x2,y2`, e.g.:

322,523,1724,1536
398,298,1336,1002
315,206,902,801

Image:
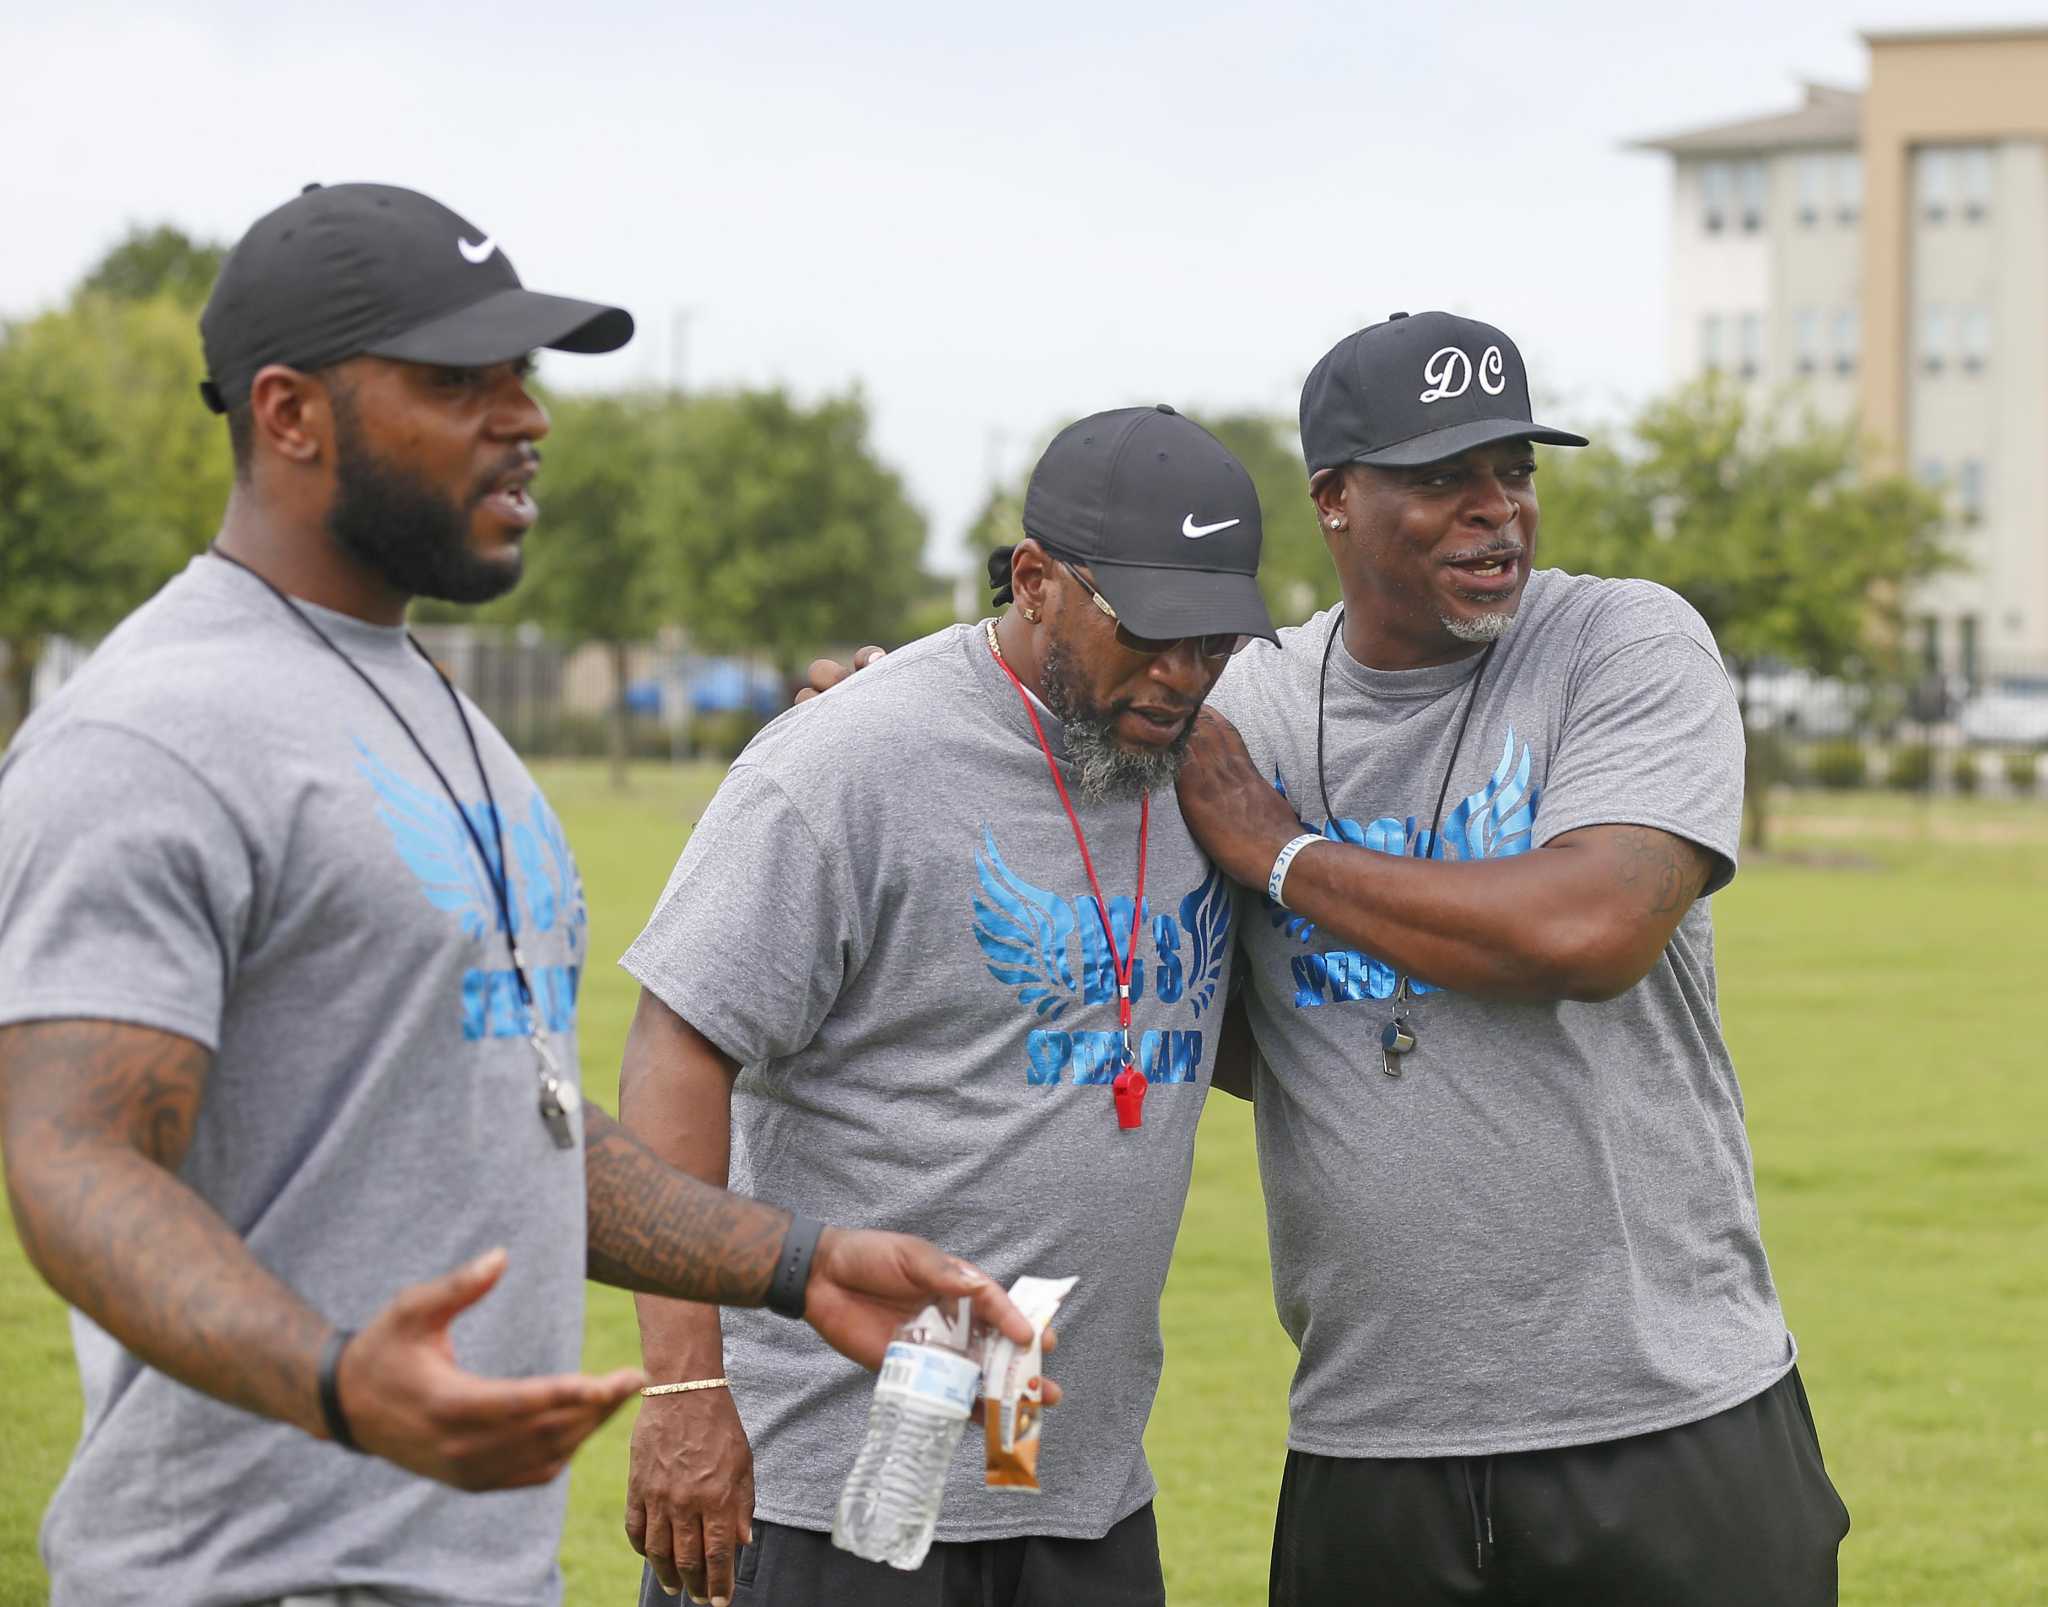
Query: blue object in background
623,680,663,716
688,660,784,716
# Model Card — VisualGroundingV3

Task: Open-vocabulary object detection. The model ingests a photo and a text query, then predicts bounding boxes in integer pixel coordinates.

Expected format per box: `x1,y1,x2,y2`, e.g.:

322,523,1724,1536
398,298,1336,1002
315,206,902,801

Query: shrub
1885,743,1935,792
2004,750,2041,795
690,710,769,762
1951,750,1981,796
1811,742,1867,790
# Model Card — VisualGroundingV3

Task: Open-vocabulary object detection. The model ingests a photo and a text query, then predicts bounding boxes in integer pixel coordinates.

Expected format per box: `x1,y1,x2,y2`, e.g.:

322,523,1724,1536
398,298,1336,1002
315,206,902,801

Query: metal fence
1739,657,2048,798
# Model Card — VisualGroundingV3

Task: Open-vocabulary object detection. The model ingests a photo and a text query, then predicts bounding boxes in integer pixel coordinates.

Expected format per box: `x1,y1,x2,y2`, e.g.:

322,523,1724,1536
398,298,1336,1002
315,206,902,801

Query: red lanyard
986,623,1151,1130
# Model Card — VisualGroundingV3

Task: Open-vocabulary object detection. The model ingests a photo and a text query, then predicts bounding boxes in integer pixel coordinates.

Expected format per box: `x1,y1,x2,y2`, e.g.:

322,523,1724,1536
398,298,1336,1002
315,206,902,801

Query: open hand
337,1248,645,1491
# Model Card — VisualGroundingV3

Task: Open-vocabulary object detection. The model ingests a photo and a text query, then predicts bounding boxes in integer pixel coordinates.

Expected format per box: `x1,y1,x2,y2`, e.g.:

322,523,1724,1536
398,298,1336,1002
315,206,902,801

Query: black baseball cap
1298,311,1587,477
1021,404,1277,645
198,182,634,414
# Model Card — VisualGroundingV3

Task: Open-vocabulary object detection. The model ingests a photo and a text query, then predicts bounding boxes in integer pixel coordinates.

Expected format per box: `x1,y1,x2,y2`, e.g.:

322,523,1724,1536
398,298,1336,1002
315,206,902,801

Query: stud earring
1021,606,1040,621
1328,518,1347,531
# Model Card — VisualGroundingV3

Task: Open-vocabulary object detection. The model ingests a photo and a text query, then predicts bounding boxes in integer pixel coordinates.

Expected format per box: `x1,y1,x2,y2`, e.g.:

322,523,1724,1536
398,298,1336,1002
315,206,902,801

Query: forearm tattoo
1609,826,1713,918
583,1106,787,1305
0,1021,331,1435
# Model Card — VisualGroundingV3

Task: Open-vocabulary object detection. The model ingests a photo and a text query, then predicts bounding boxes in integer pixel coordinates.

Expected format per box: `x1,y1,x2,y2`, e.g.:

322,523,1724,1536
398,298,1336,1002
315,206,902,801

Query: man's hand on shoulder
794,645,886,705
1174,707,1302,889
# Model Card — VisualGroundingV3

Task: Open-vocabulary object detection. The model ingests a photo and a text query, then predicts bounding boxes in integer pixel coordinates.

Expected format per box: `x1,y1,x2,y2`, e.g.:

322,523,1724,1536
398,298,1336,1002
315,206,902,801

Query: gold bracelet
640,1377,730,1398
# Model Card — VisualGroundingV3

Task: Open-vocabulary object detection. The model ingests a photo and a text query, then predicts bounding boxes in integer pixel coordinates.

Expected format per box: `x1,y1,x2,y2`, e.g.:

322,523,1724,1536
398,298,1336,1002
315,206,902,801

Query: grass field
2,769,2044,1605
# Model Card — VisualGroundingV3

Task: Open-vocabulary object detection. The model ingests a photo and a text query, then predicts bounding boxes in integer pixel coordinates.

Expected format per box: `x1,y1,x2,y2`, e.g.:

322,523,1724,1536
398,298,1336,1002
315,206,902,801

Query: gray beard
1442,608,1517,644
1041,641,1195,804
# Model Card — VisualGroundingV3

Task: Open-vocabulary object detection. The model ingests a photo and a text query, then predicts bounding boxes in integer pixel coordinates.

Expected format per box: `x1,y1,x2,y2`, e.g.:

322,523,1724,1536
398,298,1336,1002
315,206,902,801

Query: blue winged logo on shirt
1177,865,1231,1017
973,828,1080,1020
1270,726,1544,947
355,739,588,1041
1437,730,1539,862
356,740,503,940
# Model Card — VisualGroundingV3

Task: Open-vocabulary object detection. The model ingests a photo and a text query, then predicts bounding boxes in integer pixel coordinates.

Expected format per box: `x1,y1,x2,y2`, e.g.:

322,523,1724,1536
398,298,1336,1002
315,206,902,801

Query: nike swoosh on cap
1182,515,1242,539
457,234,498,264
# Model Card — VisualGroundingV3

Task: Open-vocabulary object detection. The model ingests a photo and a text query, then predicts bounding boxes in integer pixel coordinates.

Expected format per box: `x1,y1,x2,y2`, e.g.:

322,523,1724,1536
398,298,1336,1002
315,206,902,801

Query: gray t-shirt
0,557,589,1607
1205,569,1791,1459
622,623,1234,1541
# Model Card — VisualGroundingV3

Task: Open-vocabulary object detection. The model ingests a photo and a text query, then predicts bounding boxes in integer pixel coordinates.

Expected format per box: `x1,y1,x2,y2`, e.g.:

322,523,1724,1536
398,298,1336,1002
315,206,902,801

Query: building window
1699,162,1729,232
1957,459,1986,525
1917,145,1996,224
1796,156,1825,226
1919,459,1947,493
1916,616,1941,675
1833,152,1862,223
1832,308,1859,375
1959,615,1980,686
1921,304,1949,373
1738,312,1762,378
1958,147,1994,221
1917,148,1950,223
1795,309,1820,374
1700,313,1724,374
1737,160,1767,232
1960,307,1991,373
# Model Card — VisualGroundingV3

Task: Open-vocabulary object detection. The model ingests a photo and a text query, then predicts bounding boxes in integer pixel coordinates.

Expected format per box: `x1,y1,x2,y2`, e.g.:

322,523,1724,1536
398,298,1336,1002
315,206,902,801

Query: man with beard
616,405,1275,1607
0,182,1039,1607
1173,312,1850,1604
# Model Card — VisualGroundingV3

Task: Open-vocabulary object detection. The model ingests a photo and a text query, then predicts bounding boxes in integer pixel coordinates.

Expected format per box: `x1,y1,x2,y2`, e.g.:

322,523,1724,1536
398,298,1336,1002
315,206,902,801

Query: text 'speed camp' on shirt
0,557,588,1607
623,624,1231,1542
1204,569,1793,1460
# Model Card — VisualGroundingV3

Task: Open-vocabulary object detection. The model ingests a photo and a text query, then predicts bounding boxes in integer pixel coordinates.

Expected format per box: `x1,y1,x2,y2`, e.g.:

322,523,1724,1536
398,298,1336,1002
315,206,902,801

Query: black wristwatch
765,1214,825,1320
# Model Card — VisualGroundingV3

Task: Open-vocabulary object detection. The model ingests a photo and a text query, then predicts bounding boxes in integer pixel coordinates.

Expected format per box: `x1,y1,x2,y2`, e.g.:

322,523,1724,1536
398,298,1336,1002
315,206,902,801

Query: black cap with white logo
197,182,634,414
1021,404,1277,645
1298,311,1587,477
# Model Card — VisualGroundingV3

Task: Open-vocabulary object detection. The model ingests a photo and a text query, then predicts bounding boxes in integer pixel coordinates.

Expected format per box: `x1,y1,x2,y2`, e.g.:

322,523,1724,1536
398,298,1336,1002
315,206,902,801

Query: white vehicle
1734,667,1864,738
1958,680,2048,747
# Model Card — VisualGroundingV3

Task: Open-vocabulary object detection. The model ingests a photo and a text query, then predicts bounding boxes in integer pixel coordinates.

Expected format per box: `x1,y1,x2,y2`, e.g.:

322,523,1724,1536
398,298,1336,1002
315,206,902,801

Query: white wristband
1267,834,1325,910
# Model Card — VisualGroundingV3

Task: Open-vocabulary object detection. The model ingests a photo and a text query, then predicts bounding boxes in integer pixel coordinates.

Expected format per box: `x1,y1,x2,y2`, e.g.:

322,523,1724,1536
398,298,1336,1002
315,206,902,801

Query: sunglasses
1056,560,1248,661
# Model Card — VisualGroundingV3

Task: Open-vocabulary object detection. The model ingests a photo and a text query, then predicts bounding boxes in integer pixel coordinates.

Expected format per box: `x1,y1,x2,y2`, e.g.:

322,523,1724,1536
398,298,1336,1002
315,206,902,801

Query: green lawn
2,770,2044,1604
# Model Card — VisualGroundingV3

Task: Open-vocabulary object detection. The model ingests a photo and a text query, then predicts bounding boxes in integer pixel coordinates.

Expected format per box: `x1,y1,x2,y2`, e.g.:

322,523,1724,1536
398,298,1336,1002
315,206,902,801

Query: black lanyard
1314,609,1495,1076
209,547,578,1148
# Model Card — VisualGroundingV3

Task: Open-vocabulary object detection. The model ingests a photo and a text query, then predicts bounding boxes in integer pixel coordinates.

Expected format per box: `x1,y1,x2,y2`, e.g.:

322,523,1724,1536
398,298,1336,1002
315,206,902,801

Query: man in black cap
1172,311,1850,1603
0,182,1038,1607
617,405,1274,1607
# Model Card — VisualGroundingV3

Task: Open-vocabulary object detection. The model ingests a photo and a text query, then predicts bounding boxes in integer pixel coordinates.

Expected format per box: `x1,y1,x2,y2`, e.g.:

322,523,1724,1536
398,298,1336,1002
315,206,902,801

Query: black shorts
1270,1366,1850,1606
636,1501,1163,1607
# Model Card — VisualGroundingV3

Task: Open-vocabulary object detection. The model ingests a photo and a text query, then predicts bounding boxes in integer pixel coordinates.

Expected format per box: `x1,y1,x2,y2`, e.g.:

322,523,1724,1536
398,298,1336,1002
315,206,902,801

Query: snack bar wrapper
981,1275,1075,1490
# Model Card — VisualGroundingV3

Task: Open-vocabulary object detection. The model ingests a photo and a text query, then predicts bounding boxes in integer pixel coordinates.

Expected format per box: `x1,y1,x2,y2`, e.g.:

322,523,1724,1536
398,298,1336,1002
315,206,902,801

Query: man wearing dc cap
0,182,1041,1607
617,405,1275,1606
1174,312,1850,1603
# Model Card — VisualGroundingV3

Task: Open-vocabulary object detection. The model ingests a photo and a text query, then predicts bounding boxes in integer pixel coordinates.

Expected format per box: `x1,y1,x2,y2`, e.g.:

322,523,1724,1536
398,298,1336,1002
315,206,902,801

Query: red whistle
1112,1065,1147,1130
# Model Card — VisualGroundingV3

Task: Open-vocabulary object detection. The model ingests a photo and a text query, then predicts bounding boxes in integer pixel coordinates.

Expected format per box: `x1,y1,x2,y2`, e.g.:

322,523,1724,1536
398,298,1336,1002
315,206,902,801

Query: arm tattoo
1608,826,1713,919
0,1020,331,1437
583,1105,788,1305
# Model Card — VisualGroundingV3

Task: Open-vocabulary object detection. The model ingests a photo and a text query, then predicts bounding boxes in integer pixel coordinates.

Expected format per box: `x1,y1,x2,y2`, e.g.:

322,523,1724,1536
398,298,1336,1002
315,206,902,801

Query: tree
1538,377,1953,849
79,225,226,309
0,296,231,730
663,388,927,673
0,225,232,732
497,392,670,788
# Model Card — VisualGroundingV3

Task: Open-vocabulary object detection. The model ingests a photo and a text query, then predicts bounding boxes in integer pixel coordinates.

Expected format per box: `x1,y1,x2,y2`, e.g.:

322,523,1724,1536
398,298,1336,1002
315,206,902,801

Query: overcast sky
4,0,2033,569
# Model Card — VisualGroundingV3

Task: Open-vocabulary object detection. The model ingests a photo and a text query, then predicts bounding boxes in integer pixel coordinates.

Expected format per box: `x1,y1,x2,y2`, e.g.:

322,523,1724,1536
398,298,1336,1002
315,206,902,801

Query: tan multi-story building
1636,26,2048,678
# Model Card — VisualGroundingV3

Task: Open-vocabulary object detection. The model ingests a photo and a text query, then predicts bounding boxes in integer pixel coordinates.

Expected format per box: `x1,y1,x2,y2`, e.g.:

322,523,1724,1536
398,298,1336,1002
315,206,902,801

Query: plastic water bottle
832,1299,980,1570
